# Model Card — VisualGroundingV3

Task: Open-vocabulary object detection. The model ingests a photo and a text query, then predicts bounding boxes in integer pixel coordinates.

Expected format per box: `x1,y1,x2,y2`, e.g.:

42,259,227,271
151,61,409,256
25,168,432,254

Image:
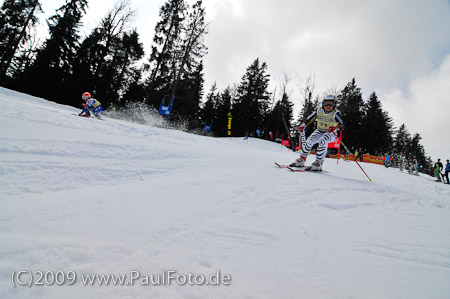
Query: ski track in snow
1,87,450,299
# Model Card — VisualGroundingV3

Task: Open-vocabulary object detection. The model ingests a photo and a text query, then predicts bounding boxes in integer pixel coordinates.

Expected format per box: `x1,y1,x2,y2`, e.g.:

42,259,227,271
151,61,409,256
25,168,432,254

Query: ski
72,113,103,120
274,162,290,168
275,162,326,172
287,166,325,173
274,162,306,168
72,113,90,117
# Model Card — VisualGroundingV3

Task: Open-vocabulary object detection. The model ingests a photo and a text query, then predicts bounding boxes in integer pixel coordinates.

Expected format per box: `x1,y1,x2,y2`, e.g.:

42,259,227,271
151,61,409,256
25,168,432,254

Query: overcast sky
36,0,450,161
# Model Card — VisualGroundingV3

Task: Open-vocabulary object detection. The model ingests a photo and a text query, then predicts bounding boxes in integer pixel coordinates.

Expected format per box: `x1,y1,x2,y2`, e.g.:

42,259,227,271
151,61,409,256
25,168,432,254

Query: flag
227,112,232,136
328,138,341,149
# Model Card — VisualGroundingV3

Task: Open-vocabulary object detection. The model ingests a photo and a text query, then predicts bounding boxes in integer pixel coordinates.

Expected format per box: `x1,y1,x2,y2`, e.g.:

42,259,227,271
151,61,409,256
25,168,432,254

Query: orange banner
328,154,385,165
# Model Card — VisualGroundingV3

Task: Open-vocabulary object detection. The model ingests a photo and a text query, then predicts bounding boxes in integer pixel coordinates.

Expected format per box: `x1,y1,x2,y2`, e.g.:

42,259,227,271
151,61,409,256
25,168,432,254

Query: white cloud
383,54,450,160
201,0,450,159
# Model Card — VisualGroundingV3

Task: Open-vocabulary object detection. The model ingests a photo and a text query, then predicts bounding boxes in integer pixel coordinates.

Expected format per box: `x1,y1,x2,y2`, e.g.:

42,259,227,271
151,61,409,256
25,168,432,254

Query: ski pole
334,133,373,182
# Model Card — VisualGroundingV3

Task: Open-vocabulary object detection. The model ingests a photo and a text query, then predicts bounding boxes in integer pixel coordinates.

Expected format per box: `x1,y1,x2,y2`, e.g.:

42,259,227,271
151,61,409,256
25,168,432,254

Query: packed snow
1,87,449,299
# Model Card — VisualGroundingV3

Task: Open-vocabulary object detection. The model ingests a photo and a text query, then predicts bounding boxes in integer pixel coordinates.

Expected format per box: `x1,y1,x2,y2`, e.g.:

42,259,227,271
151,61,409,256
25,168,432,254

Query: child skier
289,95,344,171
79,92,103,119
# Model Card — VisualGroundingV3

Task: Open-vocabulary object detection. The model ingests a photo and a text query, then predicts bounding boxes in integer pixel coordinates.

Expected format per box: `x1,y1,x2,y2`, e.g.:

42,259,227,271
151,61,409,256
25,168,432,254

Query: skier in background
289,95,344,171
79,92,103,119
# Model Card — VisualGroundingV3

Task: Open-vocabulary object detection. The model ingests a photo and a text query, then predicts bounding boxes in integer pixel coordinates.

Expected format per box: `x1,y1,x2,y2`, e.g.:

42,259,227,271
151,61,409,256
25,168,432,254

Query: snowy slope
1,87,450,299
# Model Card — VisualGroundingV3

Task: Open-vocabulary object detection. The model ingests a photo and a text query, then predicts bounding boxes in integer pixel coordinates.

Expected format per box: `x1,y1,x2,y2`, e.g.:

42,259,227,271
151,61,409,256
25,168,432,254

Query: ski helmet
82,92,91,101
322,95,336,109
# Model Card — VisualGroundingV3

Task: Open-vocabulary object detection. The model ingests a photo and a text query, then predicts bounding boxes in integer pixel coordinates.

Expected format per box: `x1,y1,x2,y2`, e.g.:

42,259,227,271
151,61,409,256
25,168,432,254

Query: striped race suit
299,107,344,164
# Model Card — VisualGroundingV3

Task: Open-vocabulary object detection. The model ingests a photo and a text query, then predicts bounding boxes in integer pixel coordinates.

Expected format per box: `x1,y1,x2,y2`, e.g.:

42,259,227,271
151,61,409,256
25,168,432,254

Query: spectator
434,159,443,182
384,153,391,168
355,147,364,162
397,152,406,171
444,159,450,184
408,156,419,176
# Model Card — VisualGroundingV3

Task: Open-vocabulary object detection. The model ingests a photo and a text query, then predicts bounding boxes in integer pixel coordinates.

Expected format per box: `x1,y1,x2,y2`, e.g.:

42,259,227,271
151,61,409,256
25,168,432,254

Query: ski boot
289,157,306,167
310,161,322,171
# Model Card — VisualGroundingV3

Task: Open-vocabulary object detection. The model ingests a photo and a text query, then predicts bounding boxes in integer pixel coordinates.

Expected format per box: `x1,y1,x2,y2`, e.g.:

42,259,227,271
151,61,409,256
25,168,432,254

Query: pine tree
7,33,40,82
19,0,88,104
266,94,294,140
298,93,319,138
0,0,42,83
213,86,233,137
337,78,365,152
145,0,207,127
393,124,410,154
146,0,186,107
392,125,432,172
202,82,217,123
233,58,271,136
113,30,145,101
170,0,207,95
170,62,204,128
361,92,394,155
408,133,431,170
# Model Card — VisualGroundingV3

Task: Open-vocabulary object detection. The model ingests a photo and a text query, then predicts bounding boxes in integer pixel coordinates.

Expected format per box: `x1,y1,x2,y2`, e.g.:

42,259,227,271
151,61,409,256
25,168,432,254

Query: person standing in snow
434,159,443,182
408,156,419,176
384,153,391,168
396,152,406,171
289,95,344,171
79,92,103,119
444,159,450,184
355,147,365,162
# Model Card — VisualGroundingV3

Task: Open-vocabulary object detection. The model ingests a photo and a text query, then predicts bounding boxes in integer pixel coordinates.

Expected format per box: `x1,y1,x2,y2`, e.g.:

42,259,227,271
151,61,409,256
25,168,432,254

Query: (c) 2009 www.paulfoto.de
11,269,232,287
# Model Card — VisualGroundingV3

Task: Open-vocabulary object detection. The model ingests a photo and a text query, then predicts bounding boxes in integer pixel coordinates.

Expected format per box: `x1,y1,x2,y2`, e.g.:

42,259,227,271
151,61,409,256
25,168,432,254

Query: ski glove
298,123,306,133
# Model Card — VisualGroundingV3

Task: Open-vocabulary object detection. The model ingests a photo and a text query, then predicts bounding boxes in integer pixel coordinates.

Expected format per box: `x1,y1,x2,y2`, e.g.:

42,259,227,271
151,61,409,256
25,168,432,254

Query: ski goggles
323,100,335,107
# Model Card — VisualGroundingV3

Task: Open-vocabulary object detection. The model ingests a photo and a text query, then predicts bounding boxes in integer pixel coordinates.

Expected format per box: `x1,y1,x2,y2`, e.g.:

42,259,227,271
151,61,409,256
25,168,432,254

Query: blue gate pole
166,95,175,130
